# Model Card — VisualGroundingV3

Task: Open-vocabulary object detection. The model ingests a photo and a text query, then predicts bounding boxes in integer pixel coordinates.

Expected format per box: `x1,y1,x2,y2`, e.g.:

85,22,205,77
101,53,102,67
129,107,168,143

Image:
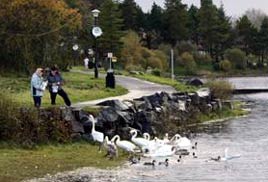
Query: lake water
120,93,268,182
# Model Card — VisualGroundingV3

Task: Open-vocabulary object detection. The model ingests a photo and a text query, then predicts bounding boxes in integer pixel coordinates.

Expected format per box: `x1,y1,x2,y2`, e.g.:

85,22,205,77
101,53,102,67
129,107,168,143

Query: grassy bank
0,143,127,182
0,71,128,107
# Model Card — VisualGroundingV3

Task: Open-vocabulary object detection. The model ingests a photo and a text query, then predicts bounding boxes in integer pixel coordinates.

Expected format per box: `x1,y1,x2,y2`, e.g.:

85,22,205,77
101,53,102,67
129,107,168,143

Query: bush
206,80,234,100
0,92,73,147
176,41,197,55
219,59,232,72
224,48,246,69
151,68,161,76
194,52,212,64
180,52,197,75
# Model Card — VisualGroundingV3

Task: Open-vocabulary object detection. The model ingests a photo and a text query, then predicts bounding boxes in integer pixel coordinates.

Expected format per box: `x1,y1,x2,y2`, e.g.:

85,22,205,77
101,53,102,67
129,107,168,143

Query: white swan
142,133,164,153
88,114,104,143
111,135,137,153
170,134,191,149
220,148,241,161
103,136,118,158
130,130,150,149
144,144,176,157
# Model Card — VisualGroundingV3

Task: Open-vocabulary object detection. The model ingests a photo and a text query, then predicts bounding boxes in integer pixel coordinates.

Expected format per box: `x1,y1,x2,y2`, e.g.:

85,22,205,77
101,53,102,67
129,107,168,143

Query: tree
257,17,268,63
99,0,124,59
236,15,255,55
119,0,140,31
245,9,267,29
0,0,82,73
187,5,199,45
162,0,189,46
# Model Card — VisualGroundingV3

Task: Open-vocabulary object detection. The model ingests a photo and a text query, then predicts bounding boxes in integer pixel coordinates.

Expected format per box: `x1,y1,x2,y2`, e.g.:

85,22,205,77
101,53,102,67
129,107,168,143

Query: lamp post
91,9,102,78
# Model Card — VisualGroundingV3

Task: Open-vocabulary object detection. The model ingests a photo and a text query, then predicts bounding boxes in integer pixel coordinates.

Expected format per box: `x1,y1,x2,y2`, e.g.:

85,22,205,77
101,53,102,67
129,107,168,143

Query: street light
91,9,102,78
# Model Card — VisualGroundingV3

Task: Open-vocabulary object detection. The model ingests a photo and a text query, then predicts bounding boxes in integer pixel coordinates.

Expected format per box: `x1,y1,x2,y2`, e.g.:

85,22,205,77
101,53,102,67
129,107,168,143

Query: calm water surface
120,93,268,182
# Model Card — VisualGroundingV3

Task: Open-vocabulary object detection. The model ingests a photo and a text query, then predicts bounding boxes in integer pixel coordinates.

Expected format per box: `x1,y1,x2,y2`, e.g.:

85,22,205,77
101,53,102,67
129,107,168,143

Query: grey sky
135,0,268,17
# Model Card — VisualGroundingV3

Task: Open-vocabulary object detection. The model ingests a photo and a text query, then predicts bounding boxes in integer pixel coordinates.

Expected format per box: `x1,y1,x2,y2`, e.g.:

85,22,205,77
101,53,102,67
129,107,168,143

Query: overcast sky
134,0,268,18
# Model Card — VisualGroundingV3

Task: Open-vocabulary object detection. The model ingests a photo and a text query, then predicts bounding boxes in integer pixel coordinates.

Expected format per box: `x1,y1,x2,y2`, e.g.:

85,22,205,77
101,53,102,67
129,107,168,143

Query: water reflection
122,93,268,182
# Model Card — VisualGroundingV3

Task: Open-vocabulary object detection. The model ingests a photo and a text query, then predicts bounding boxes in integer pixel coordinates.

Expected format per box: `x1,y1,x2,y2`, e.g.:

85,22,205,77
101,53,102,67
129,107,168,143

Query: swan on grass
111,135,137,153
88,114,104,143
103,136,118,159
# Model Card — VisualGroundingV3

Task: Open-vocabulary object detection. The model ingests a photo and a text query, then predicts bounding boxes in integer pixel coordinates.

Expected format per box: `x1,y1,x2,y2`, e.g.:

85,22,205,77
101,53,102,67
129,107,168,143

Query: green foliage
121,31,168,71
206,80,233,100
163,0,189,46
219,59,232,72
224,48,246,69
0,0,82,74
180,52,197,75
194,52,212,64
99,0,124,57
151,68,161,76
176,41,197,55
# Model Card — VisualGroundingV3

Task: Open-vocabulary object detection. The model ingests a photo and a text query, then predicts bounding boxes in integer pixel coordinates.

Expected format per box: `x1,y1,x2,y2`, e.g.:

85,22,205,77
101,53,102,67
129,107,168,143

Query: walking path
72,70,176,107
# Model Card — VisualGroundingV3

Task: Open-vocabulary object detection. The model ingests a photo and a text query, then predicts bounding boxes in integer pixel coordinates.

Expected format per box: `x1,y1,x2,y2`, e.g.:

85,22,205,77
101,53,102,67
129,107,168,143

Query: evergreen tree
198,0,219,58
99,0,124,58
119,0,140,30
257,17,268,63
214,4,232,61
187,5,199,45
148,3,164,33
236,15,255,55
162,0,189,46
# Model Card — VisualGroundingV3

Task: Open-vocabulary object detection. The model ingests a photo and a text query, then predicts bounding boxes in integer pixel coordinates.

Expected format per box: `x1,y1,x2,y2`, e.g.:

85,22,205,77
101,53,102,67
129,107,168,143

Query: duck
144,160,156,166
210,156,221,162
158,158,169,167
192,142,198,150
129,156,141,165
192,152,198,158
130,130,151,149
111,135,137,154
88,114,104,143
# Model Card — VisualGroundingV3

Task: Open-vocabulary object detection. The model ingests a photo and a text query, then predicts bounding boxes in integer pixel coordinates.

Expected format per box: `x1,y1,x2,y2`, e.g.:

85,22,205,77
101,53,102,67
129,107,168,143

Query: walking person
83,57,89,70
47,66,71,106
31,68,47,108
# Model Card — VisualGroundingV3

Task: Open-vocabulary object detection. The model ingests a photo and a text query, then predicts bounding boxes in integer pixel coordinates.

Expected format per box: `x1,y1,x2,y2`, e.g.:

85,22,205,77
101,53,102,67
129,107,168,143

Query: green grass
133,73,197,92
0,72,128,107
0,143,127,182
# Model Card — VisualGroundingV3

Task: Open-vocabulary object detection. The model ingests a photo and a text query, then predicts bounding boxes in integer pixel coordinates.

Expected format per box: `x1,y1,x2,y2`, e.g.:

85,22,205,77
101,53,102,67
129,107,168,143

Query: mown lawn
0,71,128,107
0,143,127,182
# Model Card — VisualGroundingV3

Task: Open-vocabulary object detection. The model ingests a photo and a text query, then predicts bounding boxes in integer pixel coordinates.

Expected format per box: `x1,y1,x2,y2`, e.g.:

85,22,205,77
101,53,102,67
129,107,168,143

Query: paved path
72,70,176,107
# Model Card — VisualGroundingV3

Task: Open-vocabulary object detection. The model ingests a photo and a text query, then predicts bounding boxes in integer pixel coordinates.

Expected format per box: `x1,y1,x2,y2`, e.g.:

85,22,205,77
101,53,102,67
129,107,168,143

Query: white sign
107,52,113,58
92,27,103,37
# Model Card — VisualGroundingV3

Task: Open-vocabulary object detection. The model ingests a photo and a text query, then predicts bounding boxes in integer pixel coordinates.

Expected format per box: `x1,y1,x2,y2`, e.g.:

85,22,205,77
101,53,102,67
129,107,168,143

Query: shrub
224,48,246,69
0,92,73,147
151,68,161,76
206,80,234,100
219,59,232,72
176,41,197,55
194,52,212,64
180,52,197,75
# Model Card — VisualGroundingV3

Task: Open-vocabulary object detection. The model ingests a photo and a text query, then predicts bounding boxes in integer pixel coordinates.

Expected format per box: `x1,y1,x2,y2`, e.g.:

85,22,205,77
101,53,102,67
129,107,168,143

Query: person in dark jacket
47,66,71,106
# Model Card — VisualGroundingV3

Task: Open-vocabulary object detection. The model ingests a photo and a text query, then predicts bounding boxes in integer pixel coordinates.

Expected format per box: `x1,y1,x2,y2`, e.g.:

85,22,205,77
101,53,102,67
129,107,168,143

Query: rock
186,78,203,86
97,99,130,111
